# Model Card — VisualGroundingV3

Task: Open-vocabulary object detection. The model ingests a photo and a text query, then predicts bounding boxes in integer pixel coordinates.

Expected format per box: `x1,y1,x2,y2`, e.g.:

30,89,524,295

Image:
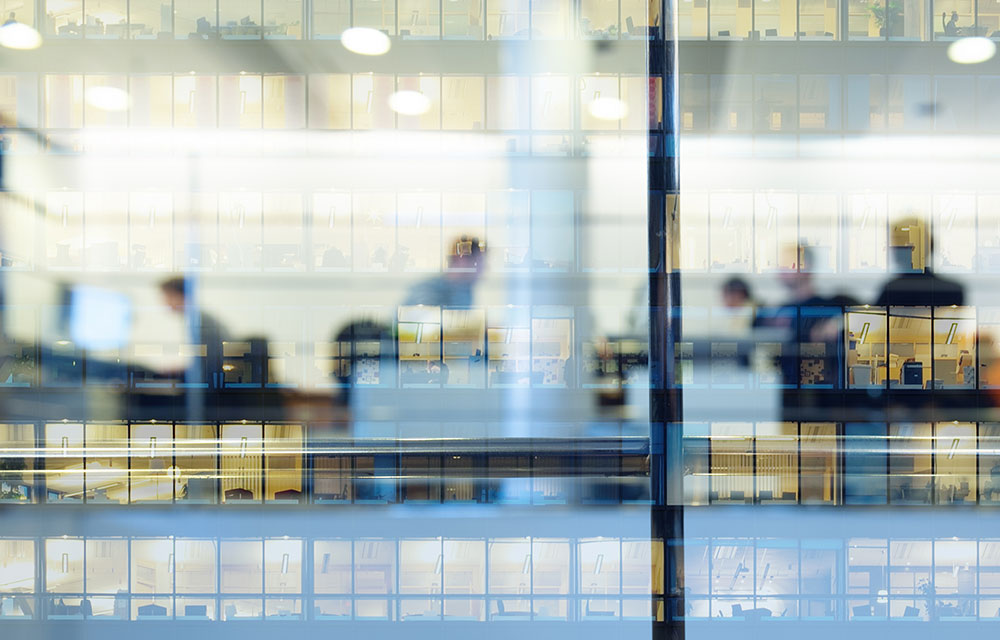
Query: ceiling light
388,90,431,116
0,22,42,50
341,27,391,55
85,86,130,112
948,37,996,64
588,97,628,121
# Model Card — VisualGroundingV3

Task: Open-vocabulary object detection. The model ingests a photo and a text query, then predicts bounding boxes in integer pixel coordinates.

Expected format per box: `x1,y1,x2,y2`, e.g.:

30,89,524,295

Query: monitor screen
69,285,132,350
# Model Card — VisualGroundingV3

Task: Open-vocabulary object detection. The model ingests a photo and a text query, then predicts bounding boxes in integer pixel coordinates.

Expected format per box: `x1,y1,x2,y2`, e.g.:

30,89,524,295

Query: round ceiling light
388,90,431,116
948,36,996,64
85,86,131,112
341,27,391,55
588,97,628,121
0,22,42,50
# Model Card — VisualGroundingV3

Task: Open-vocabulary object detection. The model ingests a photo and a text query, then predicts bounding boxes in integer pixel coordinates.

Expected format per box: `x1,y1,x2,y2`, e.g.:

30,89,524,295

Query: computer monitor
69,285,132,351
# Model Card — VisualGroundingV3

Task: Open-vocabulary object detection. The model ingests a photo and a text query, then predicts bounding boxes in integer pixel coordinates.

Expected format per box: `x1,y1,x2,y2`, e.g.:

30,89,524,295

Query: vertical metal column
650,0,683,636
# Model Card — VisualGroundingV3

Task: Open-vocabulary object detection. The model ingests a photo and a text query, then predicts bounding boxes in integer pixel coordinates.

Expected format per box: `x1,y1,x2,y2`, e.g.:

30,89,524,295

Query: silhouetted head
722,277,751,308
159,276,188,313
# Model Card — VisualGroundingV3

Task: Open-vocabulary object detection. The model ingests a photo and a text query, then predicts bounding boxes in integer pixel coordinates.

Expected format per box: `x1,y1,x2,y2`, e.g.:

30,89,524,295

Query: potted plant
870,0,903,36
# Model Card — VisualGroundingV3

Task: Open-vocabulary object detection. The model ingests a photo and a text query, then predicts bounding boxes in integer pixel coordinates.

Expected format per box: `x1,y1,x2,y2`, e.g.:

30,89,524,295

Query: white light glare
388,90,431,116
948,37,996,64
85,86,131,112
0,22,42,50
341,27,391,55
589,97,628,121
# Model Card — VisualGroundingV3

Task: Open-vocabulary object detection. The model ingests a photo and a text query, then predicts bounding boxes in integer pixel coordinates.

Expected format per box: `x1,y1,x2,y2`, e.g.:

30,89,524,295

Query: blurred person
754,246,857,412
160,276,230,387
331,320,397,502
876,234,964,307
405,235,485,307
720,276,755,333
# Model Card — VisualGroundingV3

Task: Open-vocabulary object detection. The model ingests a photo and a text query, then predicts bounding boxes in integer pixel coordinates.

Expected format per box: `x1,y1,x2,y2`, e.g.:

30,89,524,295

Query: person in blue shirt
404,235,486,307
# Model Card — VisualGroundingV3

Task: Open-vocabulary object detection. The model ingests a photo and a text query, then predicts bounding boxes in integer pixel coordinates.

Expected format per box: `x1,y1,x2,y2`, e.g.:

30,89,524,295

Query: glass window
174,424,217,502
220,0,262,38
175,539,217,593
354,0,396,34
981,424,1000,504
45,423,84,502
314,540,352,594
888,540,930,618
800,0,837,37
221,540,263,593
308,74,351,129
46,538,84,593
0,424,35,503
399,0,440,37
399,538,442,618
888,306,930,389
86,538,128,594
129,423,174,502
264,423,303,501
173,75,217,128
579,0,618,38
84,0,126,37
0,0,34,28
84,423,129,503
444,0,483,38
678,0,708,38
755,0,797,38
799,76,841,130
889,422,932,504
486,0,529,38
755,422,798,503
128,0,169,38
354,539,395,619
844,423,887,504
935,422,976,504
800,423,838,504
313,0,350,37
131,539,173,594
709,422,753,503
847,538,887,617
265,538,302,594
710,75,752,132
710,0,751,39
264,0,301,37
933,193,975,272
846,75,886,130
175,0,216,38
531,0,569,38
45,0,82,36
933,306,976,388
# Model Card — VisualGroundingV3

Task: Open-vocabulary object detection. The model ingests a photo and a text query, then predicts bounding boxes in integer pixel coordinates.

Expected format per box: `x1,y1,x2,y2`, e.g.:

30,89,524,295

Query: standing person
405,236,486,307
160,276,230,388
754,246,855,418
876,233,964,307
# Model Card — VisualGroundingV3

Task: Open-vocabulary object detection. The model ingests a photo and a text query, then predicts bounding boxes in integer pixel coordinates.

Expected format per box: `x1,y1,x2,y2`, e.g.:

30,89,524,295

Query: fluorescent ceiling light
388,90,431,116
85,86,130,112
948,37,996,64
341,27,391,55
0,22,42,50
588,97,628,121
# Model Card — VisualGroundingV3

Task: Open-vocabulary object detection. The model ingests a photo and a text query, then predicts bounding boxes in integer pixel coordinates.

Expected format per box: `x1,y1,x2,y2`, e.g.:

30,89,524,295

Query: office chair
765,28,777,36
